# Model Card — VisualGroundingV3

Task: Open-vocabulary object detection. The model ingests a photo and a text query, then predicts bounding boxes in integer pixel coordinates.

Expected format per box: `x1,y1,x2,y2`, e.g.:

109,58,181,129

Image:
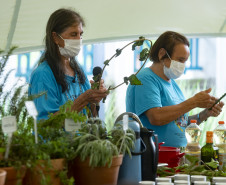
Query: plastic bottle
213,121,226,170
185,120,201,162
201,131,219,170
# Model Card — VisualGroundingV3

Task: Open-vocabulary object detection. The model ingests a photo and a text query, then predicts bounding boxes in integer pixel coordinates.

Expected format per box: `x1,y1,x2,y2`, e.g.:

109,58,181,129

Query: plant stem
98,38,152,90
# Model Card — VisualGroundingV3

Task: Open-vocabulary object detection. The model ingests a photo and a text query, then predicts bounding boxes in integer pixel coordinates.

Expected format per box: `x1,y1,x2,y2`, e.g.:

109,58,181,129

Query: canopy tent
1,0,226,54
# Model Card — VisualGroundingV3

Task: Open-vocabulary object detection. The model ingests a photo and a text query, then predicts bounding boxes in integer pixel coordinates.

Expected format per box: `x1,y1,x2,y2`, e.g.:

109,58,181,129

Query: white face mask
58,34,82,58
163,51,185,79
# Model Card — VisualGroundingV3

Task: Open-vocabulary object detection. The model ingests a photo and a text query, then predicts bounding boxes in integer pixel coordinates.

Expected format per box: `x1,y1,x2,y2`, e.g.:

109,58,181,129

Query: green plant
70,117,136,168
158,155,226,182
92,37,152,102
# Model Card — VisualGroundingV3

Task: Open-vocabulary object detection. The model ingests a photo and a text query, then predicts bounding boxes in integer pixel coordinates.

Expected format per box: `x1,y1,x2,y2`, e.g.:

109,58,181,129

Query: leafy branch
92,36,152,95
157,155,226,182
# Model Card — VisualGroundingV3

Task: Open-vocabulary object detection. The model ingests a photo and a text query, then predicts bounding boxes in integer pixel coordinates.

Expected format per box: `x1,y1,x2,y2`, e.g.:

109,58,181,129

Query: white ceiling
1,0,226,54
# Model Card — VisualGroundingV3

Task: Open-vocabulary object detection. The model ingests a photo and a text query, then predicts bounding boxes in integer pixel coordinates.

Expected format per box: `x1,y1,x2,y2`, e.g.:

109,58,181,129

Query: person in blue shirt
29,8,107,121
126,31,224,147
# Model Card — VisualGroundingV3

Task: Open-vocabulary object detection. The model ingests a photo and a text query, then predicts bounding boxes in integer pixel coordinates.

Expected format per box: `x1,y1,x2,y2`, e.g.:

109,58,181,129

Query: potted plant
0,46,72,185
0,46,33,185
68,117,136,185
22,103,81,185
0,119,33,185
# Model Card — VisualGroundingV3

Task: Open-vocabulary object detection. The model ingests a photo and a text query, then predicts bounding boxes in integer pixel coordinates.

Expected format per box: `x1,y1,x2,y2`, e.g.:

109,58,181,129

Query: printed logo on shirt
174,113,188,132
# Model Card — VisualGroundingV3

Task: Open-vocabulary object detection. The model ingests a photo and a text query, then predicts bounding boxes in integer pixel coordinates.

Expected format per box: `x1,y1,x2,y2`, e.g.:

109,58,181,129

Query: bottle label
218,153,226,170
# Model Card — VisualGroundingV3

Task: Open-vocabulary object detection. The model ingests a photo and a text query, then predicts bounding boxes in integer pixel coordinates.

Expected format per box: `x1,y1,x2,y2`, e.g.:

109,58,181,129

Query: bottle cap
218,121,224,124
190,120,197,123
206,131,213,137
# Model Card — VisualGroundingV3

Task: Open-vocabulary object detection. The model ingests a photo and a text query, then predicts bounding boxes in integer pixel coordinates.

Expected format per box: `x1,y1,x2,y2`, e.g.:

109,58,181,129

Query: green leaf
139,48,149,61
128,74,142,85
124,77,129,85
205,158,219,169
115,49,122,57
91,82,99,90
132,36,145,51
104,60,110,66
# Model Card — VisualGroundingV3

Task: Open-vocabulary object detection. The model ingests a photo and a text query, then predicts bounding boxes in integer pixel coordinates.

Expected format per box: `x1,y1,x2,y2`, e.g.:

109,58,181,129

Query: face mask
58,34,82,58
163,51,185,79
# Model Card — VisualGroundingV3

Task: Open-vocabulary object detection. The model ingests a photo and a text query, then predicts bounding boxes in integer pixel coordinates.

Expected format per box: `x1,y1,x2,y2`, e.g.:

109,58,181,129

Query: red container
158,144,185,168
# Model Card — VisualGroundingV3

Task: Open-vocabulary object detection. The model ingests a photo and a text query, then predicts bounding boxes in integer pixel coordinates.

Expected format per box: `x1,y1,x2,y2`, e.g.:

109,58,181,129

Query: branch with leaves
157,155,226,182
92,36,152,101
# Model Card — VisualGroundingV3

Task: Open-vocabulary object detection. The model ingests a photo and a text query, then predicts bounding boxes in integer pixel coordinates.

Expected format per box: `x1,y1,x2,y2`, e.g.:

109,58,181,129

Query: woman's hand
71,88,108,112
84,88,108,104
192,88,215,108
205,100,224,118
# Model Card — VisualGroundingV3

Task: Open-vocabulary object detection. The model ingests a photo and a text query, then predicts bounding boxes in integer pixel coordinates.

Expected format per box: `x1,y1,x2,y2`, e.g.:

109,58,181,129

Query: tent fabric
1,0,226,54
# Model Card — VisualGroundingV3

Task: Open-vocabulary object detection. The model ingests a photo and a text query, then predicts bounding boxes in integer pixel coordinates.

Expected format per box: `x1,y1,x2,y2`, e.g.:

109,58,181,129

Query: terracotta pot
0,169,7,185
1,166,26,185
23,158,65,185
69,154,123,185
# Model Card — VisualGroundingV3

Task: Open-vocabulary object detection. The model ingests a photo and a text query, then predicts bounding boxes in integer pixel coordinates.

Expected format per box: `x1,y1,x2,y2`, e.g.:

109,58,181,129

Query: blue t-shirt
28,61,90,121
126,67,188,147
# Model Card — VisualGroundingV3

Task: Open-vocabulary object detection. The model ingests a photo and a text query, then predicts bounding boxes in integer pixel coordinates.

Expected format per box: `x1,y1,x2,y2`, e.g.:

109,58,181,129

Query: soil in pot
23,158,65,185
0,169,7,185
69,154,123,185
1,166,26,185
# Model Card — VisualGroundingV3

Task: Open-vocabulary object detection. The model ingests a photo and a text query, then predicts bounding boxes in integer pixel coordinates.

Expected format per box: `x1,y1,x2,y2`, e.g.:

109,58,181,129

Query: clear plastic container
185,120,201,163
213,121,226,170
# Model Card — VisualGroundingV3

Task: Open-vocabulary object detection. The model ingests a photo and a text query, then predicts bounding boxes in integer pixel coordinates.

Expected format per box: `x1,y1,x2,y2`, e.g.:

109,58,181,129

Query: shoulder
30,61,55,82
137,68,161,84
32,62,52,77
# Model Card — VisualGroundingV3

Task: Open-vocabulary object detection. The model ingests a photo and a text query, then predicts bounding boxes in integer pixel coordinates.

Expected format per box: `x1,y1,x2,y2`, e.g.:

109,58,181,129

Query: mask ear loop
165,50,172,60
57,34,65,41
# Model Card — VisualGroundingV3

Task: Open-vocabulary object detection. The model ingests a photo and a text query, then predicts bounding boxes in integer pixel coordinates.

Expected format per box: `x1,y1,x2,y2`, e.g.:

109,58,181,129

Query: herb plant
71,118,136,168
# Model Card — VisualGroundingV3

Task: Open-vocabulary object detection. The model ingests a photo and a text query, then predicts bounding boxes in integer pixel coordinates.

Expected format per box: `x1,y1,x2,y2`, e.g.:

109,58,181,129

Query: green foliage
128,74,143,85
157,155,226,181
92,36,152,93
132,36,145,50
71,119,136,168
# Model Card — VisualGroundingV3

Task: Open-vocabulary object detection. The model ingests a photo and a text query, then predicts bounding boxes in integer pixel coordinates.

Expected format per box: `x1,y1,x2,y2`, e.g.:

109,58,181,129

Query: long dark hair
39,8,86,92
150,31,190,63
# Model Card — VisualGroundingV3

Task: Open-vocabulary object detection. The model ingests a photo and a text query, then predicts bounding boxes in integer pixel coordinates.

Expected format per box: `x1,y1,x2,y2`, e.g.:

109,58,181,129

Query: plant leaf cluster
92,36,152,94
157,154,226,182
71,120,136,168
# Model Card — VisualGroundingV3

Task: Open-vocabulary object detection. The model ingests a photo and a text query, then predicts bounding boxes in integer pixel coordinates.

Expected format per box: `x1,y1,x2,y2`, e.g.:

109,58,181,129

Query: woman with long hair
29,8,107,120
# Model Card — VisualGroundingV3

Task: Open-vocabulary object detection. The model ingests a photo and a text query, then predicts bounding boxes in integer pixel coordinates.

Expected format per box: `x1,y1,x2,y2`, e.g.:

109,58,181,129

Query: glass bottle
213,121,226,170
201,131,219,170
185,120,201,163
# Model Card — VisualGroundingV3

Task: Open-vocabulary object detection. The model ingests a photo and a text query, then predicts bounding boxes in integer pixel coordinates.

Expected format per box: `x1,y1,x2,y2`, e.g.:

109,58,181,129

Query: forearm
145,97,197,126
71,94,89,112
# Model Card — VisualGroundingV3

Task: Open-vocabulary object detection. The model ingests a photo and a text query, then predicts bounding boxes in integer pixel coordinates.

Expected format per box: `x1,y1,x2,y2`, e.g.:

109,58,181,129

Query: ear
52,32,59,45
158,48,166,61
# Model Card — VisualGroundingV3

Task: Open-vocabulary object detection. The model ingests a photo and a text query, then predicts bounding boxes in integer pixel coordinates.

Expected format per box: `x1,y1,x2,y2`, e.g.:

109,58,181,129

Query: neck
62,58,75,77
150,62,170,82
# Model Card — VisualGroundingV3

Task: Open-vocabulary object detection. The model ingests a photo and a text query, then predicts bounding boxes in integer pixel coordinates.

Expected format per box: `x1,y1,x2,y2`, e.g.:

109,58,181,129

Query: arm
145,88,215,126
